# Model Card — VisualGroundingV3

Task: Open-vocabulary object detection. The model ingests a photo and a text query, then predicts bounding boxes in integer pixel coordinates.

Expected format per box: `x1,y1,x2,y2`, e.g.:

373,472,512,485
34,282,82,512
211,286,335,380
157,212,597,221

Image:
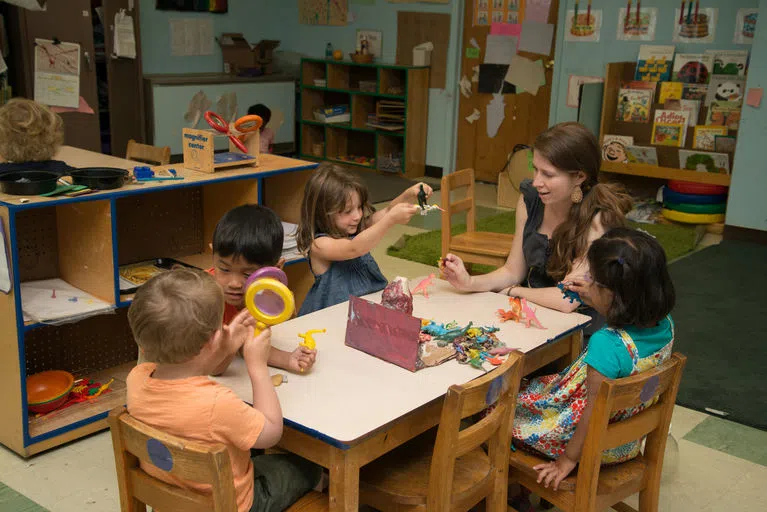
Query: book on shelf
664,98,700,127
705,76,745,107
672,53,714,84
376,100,405,121
625,145,658,165
601,135,634,163
714,134,737,153
682,83,708,100
616,86,654,123
706,101,742,130
705,49,749,76
659,82,683,104
693,125,728,150
678,150,730,174
651,109,690,147
635,45,675,82
366,114,404,131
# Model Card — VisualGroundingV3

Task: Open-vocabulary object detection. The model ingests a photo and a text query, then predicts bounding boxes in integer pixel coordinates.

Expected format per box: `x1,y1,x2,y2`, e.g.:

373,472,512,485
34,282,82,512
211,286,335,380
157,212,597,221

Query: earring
571,186,583,204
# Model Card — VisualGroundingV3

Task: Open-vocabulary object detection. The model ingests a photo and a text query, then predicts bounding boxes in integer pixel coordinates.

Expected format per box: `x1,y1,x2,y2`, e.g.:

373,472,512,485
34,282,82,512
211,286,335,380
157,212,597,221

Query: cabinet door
17,0,101,153
103,0,146,156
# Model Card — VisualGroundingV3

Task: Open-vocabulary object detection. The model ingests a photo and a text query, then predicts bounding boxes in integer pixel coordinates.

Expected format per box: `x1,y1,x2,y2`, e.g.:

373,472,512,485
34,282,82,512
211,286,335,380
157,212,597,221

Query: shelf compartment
377,134,405,174
301,60,326,87
380,68,406,96
300,89,350,123
352,95,376,130
601,161,731,186
302,123,326,159
349,66,378,93
15,200,115,308
326,128,376,168
327,63,350,89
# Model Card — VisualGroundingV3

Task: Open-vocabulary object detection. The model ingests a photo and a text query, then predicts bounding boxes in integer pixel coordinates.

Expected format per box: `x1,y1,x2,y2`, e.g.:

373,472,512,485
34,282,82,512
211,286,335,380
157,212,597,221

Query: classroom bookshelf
599,61,732,187
299,58,429,179
0,149,316,456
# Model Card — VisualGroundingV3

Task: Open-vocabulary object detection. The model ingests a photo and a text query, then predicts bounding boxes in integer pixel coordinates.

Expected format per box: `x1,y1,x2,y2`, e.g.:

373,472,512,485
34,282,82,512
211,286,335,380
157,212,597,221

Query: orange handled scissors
204,112,263,153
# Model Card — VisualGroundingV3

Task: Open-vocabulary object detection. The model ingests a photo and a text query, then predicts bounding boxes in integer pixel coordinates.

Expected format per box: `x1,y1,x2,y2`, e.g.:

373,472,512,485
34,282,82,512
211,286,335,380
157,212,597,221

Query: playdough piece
668,180,728,196
661,208,726,224
663,200,727,214
381,276,414,314
663,187,727,205
271,374,287,387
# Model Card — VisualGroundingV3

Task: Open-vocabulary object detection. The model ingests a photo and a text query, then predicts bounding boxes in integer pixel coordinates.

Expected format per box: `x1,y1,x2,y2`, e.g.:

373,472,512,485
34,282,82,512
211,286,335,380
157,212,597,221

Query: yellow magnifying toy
243,267,295,333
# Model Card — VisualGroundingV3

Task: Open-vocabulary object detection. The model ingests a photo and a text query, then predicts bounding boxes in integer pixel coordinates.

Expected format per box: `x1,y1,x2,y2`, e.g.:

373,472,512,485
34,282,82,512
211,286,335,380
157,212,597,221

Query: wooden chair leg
638,487,659,512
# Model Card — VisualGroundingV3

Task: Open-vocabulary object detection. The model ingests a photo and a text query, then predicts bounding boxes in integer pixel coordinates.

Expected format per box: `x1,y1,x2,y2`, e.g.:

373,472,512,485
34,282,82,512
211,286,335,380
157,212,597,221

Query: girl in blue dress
295,163,430,316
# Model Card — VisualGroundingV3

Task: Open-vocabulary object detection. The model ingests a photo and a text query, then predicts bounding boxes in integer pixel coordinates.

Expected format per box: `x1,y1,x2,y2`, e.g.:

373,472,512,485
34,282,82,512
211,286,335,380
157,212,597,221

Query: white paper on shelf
0,222,10,294
282,221,298,250
21,278,114,325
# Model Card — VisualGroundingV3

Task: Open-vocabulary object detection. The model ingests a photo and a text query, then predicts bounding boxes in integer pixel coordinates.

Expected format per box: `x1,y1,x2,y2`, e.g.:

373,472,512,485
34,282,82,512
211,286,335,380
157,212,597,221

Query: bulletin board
396,11,451,89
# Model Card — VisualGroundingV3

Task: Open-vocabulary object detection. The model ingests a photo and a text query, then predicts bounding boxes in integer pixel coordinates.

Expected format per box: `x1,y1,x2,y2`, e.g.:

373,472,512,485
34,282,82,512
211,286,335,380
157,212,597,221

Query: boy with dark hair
209,204,316,375
247,103,275,154
127,268,320,512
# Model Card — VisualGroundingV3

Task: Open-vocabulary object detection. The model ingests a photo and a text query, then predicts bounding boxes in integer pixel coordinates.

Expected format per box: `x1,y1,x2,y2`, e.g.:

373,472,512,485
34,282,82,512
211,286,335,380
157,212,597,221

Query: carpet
668,240,767,430
346,168,440,204
0,482,47,512
387,211,699,274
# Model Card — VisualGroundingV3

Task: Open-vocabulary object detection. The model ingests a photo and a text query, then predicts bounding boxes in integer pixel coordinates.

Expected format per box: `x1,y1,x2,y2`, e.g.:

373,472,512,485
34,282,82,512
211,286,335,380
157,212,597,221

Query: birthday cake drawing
742,12,757,39
679,13,709,38
623,12,651,35
570,13,596,37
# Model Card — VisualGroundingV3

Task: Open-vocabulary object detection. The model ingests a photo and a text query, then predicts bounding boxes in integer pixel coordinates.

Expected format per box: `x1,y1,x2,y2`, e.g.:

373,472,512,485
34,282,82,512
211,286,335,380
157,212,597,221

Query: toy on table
557,282,584,304
298,329,326,350
132,166,184,182
496,297,546,329
411,273,436,298
420,319,508,370
204,111,262,153
243,267,295,334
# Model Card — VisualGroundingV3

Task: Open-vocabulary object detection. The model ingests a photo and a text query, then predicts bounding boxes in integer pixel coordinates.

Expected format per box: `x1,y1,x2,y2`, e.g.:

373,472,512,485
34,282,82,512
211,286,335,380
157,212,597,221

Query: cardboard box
218,33,280,74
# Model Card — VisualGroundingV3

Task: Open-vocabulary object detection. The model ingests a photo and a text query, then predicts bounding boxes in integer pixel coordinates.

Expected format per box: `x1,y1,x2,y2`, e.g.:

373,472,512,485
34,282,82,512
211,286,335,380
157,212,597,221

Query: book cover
706,101,742,130
693,125,728,150
705,76,745,107
665,99,700,127
602,135,634,163
625,145,659,165
682,83,708,100
678,150,730,174
659,82,683,104
714,135,737,153
652,109,690,146
616,88,653,123
705,49,749,76
635,45,675,81
672,53,714,84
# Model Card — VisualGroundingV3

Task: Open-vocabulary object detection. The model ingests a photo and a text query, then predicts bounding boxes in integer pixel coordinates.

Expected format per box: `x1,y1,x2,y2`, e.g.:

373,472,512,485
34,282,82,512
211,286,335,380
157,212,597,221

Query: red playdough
381,276,414,315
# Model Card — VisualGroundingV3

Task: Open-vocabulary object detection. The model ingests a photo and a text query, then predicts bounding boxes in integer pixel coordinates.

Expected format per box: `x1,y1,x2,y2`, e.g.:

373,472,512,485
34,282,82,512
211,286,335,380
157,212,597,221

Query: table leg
329,447,360,512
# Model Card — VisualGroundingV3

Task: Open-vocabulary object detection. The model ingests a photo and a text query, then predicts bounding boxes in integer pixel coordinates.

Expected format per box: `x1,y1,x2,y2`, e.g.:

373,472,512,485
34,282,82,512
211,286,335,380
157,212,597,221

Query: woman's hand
442,253,473,291
533,455,577,491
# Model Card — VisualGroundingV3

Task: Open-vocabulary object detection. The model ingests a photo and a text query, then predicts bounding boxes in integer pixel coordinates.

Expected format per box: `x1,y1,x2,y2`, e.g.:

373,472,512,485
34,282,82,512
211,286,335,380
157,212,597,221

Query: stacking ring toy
663,187,727,205
661,208,725,224
668,180,728,196
244,267,295,332
663,200,727,214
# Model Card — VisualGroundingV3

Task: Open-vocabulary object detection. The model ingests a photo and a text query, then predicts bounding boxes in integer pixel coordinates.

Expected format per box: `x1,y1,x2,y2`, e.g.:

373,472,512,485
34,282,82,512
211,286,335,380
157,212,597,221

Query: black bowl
69,167,128,190
0,171,59,195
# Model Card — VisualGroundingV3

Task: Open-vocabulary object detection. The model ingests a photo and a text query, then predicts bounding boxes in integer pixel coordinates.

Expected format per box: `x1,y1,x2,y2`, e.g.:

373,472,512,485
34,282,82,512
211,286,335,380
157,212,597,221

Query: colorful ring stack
661,180,727,224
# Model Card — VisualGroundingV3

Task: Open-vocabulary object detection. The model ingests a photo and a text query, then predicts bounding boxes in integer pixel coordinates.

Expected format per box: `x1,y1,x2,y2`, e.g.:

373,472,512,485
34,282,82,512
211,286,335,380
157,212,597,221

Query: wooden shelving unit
299,58,429,178
599,62,733,187
0,147,317,457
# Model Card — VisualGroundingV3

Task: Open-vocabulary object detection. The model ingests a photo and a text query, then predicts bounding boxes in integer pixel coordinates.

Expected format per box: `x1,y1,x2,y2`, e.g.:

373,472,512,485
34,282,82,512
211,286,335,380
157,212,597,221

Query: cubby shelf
299,58,429,178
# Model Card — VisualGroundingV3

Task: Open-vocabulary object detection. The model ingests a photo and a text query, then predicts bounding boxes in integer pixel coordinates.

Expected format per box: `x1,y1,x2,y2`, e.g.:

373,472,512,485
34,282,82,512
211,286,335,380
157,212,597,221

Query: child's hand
408,182,433,202
219,309,256,355
387,202,420,225
288,346,317,373
243,327,272,369
562,274,594,307
533,455,577,491
442,253,472,291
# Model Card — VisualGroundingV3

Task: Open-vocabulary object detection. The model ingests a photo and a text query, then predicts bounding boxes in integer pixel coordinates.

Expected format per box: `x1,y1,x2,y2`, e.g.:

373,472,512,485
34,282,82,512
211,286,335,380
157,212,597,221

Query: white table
213,279,590,511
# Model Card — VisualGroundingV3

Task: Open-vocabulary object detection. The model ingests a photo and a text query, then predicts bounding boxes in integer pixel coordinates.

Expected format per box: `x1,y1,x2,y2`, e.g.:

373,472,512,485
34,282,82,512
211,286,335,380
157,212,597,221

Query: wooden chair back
427,352,524,511
573,353,687,511
108,406,236,512
441,168,477,256
126,140,171,166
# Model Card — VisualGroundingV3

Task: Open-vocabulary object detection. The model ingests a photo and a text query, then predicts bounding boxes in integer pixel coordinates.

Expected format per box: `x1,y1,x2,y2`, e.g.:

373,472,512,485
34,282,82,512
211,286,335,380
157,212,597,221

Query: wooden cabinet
298,59,429,179
0,147,316,456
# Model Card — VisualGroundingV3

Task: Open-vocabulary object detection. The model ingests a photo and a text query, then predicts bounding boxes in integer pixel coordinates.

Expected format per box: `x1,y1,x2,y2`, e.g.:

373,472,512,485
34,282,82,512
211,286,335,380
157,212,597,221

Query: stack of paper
281,222,302,261
21,278,114,325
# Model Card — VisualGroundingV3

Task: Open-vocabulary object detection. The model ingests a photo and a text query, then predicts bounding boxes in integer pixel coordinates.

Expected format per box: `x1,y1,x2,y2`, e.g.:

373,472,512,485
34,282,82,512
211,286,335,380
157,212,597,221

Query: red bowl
27,370,74,414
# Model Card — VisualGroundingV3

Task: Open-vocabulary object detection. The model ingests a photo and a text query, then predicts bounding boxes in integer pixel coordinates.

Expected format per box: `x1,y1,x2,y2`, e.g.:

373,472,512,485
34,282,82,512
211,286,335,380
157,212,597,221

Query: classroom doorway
456,0,559,183
3,0,146,156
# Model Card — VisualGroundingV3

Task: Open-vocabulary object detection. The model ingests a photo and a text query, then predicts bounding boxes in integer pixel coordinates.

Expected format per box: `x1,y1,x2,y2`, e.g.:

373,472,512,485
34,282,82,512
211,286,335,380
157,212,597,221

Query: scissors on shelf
203,112,263,153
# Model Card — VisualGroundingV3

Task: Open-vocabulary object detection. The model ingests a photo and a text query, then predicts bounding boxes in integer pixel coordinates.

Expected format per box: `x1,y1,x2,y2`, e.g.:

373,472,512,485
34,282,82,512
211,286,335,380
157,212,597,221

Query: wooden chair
508,353,687,512
125,140,171,165
108,407,328,512
441,168,514,269
358,352,524,512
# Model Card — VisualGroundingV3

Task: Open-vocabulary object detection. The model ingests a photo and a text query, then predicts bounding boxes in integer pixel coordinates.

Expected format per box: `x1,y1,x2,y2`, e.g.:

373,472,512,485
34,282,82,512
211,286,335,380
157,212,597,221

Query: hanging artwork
486,93,505,138
616,7,657,41
564,9,602,42
734,8,758,44
156,0,228,13
474,0,520,27
299,0,348,26
673,7,717,44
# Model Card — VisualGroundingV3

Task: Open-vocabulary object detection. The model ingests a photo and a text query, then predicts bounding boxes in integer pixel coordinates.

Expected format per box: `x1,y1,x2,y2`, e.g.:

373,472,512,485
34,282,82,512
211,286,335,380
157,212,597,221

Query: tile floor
1,182,764,512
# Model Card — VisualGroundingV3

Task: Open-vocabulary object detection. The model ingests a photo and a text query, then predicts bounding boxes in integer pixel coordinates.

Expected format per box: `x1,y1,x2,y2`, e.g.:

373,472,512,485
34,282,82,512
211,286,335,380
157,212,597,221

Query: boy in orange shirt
127,268,320,512
208,204,316,375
